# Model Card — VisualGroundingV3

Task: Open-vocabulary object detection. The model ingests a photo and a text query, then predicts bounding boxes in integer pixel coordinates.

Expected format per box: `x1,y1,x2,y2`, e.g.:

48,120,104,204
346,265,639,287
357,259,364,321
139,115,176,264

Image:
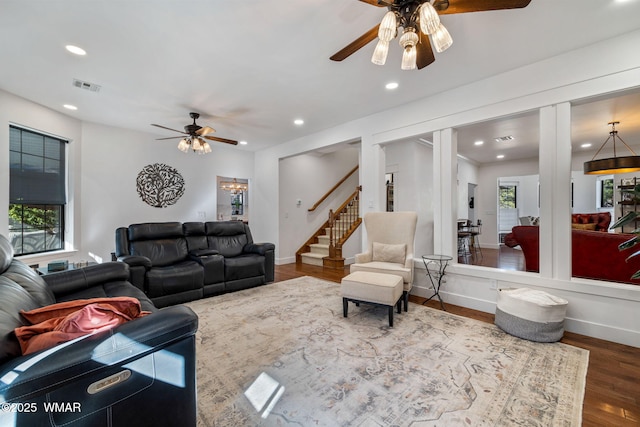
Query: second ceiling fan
330,0,532,70
152,112,238,154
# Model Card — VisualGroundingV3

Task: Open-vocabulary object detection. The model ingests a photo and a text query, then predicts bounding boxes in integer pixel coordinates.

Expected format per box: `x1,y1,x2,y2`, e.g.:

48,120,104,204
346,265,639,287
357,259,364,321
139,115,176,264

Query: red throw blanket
14,297,151,355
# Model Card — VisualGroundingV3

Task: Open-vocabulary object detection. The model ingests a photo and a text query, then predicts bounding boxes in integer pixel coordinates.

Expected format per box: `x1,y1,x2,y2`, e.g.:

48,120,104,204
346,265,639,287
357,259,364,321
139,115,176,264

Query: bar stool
469,220,482,261
457,220,472,263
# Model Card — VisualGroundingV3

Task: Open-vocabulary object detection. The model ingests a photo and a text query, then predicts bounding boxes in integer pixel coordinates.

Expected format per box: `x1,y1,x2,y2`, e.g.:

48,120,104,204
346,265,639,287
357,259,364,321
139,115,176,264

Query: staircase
296,186,361,269
299,204,359,266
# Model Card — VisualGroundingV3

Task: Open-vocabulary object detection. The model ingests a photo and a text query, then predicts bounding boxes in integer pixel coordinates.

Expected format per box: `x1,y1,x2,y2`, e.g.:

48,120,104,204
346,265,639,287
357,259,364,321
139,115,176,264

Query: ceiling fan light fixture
378,11,397,42
192,137,202,151
399,28,419,70
177,138,190,153
371,39,390,65
432,23,453,53
202,142,212,154
419,2,440,35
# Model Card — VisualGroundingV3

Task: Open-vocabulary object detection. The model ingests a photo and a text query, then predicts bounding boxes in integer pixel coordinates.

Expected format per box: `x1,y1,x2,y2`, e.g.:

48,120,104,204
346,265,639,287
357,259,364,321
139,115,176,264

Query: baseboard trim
411,285,640,347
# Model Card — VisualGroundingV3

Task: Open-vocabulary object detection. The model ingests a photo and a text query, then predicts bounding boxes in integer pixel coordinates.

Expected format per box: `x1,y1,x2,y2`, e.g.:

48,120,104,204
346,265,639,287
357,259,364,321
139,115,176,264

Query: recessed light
65,45,86,56
239,140,248,145
294,119,304,126
474,140,484,146
63,104,78,110
496,154,505,159
581,143,592,148
385,82,399,90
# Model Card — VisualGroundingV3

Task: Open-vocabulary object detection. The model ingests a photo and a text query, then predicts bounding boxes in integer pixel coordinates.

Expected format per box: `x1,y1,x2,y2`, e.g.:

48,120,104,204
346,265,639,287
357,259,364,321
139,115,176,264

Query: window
499,184,517,208
600,178,614,208
9,126,67,255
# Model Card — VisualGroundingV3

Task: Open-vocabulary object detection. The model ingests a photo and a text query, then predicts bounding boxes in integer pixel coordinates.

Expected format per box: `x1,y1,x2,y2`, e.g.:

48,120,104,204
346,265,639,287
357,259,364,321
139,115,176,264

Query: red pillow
15,297,150,355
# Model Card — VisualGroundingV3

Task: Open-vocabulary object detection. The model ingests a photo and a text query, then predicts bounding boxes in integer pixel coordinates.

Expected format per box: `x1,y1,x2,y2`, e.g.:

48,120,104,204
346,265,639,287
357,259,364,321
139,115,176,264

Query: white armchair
350,211,418,311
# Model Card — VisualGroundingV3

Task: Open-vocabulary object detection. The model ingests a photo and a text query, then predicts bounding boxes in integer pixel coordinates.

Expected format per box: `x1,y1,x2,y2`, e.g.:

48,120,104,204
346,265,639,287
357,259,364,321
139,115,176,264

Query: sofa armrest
244,242,275,256
43,262,130,297
117,255,152,268
116,256,151,291
0,305,198,402
354,252,372,264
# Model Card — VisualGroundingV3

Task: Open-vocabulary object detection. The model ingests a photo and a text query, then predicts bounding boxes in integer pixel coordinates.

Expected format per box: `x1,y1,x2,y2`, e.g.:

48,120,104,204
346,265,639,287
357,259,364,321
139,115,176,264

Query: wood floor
275,263,640,426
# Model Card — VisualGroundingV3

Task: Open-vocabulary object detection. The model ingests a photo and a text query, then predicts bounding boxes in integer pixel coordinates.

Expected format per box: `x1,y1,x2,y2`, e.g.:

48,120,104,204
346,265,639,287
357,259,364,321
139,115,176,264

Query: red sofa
506,225,640,284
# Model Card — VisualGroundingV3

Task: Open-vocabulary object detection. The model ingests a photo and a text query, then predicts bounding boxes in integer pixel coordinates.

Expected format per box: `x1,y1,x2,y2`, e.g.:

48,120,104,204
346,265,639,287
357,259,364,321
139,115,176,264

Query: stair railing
308,165,358,212
327,186,362,260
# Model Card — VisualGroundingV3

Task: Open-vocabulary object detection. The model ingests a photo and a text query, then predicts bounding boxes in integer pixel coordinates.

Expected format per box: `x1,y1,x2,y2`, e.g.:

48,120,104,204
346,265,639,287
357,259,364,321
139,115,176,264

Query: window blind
9,125,67,205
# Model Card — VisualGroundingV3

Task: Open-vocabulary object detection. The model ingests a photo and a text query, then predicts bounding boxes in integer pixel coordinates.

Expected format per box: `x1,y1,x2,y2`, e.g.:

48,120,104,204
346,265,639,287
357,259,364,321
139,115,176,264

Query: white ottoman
341,271,403,327
495,287,568,342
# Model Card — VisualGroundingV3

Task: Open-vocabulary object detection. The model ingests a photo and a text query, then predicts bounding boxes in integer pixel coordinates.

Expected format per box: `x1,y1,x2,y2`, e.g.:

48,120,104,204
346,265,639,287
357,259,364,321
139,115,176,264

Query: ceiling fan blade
436,0,532,15
155,136,183,140
358,0,390,6
151,124,187,134
330,24,380,61
196,126,216,136
416,36,435,70
203,135,238,145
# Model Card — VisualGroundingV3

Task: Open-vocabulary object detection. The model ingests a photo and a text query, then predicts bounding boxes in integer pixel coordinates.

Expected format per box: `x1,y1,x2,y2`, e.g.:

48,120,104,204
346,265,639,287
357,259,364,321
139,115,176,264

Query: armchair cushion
372,242,406,264
350,261,412,285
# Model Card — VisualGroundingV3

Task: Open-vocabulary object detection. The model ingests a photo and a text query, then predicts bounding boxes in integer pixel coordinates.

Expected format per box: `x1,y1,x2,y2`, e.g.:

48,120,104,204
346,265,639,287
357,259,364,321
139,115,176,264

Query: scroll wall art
136,163,185,208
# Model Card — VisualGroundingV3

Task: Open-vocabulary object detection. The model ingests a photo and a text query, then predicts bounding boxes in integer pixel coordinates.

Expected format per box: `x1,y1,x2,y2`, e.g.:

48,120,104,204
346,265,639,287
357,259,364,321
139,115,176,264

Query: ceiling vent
72,78,101,92
494,135,514,142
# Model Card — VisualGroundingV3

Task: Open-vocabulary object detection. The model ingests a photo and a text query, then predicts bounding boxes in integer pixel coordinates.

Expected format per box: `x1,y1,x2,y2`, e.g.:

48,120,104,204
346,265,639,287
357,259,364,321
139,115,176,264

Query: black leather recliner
204,221,275,292
115,221,275,306
0,234,199,427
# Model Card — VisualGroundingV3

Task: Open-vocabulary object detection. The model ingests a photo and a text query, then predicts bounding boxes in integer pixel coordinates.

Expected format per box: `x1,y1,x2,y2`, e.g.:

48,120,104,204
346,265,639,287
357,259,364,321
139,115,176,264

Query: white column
539,103,572,280
433,128,457,258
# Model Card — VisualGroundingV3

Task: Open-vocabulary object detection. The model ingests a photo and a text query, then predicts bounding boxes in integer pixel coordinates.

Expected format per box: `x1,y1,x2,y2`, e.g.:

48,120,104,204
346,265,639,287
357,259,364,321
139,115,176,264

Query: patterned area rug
185,277,588,426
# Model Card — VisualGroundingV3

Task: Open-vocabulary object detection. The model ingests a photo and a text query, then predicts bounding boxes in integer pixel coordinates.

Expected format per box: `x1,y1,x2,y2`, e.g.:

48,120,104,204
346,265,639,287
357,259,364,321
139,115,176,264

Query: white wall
278,147,360,263
384,140,435,257
456,157,479,221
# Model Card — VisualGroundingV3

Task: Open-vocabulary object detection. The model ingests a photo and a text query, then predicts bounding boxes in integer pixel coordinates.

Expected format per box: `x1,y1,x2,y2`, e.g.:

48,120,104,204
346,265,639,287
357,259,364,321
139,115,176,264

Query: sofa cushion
128,222,183,241
205,221,249,257
53,280,156,313
224,255,265,281
130,239,189,267
571,223,597,231
207,235,248,258
146,261,204,298
183,222,208,252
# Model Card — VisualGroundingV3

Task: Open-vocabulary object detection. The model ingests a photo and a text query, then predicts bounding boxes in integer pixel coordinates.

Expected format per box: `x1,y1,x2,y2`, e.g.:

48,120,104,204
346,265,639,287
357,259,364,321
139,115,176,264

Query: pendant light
584,121,640,175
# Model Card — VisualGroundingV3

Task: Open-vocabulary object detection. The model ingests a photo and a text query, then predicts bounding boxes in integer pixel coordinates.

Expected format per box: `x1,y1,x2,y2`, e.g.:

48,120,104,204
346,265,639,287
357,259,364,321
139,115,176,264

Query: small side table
422,254,453,310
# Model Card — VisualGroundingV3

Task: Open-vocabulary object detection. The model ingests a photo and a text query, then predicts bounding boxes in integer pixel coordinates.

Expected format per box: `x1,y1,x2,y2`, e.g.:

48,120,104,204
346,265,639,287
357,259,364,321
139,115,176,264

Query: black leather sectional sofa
114,221,275,307
0,234,198,426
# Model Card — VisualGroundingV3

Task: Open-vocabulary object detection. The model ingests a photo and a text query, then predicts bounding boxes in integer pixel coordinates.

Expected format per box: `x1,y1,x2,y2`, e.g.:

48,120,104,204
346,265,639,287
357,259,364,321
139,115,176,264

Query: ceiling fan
152,112,238,154
330,0,532,70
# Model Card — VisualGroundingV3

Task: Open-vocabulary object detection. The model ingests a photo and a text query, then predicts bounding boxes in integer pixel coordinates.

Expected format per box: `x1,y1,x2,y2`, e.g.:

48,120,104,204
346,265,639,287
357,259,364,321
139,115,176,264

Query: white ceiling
2,0,640,160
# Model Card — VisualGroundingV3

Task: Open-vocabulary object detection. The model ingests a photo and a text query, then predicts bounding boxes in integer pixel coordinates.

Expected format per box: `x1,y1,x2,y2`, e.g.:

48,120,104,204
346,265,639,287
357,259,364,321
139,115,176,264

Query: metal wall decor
136,163,185,208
